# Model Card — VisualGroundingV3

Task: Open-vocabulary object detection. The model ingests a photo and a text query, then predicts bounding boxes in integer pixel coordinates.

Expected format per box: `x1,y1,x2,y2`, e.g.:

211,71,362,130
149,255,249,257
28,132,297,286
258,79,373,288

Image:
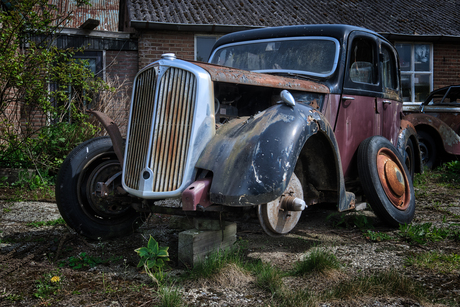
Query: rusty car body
56,25,418,239
403,85,460,168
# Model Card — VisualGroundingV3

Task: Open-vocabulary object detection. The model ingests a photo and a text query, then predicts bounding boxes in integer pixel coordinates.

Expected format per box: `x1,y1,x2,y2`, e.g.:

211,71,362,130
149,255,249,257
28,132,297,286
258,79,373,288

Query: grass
156,285,185,307
405,251,460,273
186,244,246,280
322,269,426,303
26,217,66,227
293,247,342,276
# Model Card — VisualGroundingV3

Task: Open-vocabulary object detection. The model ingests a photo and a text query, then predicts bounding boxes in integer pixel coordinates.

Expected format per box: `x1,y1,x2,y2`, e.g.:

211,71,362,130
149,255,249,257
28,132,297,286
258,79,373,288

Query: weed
271,288,314,306
405,251,460,273
26,217,66,227
187,244,245,280
34,270,63,300
364,230,394,242
156,285,185,307
135,236,170,285
253,261,284,295
327,211,373,230
5,294,22,301
59,252,121,269
398,222,460,244
293,247,341,276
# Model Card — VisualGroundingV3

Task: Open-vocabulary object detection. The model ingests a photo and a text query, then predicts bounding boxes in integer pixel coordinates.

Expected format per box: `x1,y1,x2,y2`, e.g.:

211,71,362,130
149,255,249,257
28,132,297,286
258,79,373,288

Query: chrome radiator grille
124,66,197,192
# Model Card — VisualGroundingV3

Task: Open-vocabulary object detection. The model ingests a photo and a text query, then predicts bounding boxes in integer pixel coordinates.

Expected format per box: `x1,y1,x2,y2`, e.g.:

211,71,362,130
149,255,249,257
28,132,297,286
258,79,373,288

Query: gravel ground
1,182,460,306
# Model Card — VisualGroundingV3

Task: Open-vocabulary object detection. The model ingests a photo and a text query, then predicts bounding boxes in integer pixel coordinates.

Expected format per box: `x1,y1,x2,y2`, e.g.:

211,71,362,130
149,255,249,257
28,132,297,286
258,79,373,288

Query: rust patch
193,62,330,94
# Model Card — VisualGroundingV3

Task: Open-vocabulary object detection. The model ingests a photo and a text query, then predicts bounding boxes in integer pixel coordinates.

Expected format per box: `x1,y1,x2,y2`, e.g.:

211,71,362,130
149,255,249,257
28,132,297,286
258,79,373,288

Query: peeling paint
439,125,460,146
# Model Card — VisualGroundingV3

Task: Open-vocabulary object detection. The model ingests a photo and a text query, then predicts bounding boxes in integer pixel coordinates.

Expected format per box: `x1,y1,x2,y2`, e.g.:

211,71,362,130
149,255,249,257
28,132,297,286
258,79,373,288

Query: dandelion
50,276,60,283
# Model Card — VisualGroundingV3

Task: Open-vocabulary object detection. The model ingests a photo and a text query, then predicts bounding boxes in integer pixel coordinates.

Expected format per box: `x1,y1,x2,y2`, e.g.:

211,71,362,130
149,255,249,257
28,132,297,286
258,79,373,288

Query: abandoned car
403,85,460,168
56,25,418,239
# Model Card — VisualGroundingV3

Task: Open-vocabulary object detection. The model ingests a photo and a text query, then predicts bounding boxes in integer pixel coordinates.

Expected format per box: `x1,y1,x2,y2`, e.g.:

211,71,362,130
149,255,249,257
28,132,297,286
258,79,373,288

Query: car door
334,31,382,179
379,41,402,145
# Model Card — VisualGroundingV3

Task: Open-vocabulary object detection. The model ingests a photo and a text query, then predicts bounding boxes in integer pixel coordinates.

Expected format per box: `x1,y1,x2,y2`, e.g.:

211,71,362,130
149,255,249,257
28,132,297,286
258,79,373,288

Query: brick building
121,0,460,103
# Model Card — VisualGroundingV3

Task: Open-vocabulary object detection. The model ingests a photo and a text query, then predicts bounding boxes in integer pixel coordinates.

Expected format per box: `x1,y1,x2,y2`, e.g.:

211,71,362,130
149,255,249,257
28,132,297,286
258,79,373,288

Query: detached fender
196,103,352,209
397,119,422,174
403,113,460,155
87,110,124,167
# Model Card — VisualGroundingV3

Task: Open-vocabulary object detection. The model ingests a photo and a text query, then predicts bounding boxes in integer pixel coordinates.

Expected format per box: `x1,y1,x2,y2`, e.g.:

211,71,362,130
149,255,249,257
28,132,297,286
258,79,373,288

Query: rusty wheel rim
258,173,304,236
376,148,411,211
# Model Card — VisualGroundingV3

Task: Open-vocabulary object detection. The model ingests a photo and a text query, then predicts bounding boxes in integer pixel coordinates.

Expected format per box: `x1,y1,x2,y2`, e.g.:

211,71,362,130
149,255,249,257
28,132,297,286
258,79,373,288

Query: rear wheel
56,137,144,240
357,136,415,226
417,131,437,169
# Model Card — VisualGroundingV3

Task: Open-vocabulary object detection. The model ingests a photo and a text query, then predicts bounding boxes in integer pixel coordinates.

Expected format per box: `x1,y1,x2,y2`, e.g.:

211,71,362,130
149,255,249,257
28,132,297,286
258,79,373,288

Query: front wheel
56,136,145,240
357,136,415,226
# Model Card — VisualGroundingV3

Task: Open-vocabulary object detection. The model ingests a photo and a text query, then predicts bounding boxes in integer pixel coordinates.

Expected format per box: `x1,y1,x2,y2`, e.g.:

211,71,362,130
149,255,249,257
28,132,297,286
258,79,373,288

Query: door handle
342,96,355,101
383,100,392,105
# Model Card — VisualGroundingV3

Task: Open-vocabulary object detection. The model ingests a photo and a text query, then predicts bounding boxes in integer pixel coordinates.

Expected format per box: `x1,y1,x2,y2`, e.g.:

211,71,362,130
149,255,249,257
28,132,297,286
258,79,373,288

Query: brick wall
103,50,139,136
138,31,195,69
433,42,460,90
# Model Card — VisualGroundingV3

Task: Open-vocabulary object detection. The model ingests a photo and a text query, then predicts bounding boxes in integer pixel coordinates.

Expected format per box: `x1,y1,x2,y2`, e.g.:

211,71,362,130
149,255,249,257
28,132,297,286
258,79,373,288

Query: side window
382,46,397,90
349,38,376,84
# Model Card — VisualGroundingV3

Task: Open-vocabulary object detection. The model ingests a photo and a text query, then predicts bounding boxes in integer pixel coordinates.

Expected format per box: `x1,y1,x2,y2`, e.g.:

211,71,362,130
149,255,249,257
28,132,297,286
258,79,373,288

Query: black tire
403,138,415,179
357,136,415,226
56,136,144,240
417,131,437,169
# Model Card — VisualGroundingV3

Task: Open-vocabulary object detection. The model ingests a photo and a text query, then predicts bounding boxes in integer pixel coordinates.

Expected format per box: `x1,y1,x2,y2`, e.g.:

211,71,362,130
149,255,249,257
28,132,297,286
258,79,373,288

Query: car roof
424,85,460,105
211,24,383,52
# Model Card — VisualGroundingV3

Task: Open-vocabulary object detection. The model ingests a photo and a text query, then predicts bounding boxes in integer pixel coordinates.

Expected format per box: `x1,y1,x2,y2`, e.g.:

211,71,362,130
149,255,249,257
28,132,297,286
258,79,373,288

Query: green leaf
146,259,157,269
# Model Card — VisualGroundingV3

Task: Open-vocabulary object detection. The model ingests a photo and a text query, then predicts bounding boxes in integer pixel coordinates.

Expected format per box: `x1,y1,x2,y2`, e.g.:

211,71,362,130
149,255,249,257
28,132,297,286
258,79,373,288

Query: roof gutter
380,32,460,43
130,20,263,33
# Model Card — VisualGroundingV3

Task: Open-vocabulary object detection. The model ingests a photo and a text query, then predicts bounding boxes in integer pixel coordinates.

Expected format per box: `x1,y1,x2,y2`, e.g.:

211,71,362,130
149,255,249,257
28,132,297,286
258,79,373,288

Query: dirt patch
1,181,460,306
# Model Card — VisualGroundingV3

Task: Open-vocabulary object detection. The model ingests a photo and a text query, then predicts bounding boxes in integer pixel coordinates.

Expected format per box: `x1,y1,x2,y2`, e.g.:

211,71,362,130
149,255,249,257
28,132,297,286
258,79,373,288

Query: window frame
194,34,221,62
395,42,433,103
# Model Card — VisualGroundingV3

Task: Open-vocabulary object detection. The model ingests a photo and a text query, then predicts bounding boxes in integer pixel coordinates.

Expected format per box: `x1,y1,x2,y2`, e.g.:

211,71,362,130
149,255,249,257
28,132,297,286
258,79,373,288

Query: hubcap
377,148,410,210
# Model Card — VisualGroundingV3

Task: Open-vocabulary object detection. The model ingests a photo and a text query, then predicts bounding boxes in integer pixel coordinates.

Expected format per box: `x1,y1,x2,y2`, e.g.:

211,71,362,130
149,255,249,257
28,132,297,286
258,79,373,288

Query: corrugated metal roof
126,0,460,36
50,0,119,32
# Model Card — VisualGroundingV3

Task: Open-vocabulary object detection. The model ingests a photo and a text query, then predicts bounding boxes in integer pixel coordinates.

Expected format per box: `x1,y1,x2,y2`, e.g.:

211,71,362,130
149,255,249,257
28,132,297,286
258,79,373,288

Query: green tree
0,0,113,178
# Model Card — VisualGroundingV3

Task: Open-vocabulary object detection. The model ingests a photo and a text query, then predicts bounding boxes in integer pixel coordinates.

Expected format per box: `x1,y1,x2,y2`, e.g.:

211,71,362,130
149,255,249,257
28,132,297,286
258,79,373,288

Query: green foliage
0,0,110,179
135,236,170,271
398,222,460,245
34,270,63,299
439,161,460,184
327,211,373,230
405,251,460,273
156,285,185,307
26,217,66,227
293,248,342,276
59,252,121,269
323,269,426,302
187,243,246,280
253,261,284,294
135,236,170,285
364,230,394,242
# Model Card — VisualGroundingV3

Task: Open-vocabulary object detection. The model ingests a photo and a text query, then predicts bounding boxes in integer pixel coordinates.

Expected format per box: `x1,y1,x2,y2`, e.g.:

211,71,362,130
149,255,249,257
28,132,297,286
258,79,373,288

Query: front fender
403,113,460,155
196,103,346,207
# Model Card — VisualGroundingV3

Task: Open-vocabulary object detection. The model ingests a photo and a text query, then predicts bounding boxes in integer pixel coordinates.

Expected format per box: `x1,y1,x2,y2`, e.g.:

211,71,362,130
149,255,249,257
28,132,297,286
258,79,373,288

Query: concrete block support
178,221,237,267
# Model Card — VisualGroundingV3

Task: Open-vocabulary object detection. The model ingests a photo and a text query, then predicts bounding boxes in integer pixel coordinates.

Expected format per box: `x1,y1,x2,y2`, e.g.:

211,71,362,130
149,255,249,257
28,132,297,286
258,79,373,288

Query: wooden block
178,222,237,267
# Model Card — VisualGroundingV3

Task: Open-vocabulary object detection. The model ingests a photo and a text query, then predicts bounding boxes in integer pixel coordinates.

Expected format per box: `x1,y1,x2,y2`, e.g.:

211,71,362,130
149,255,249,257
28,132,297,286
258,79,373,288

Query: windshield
209,37,339,78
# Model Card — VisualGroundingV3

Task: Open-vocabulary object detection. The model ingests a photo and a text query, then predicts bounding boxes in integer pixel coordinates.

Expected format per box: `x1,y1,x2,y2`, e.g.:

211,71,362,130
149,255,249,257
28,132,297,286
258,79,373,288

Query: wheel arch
195,103,354,211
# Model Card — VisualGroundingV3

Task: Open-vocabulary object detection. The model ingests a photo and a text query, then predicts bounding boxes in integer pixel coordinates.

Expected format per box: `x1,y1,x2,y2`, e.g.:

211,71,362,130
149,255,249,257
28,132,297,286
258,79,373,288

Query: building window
395,43,433,102
195,35,219,62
